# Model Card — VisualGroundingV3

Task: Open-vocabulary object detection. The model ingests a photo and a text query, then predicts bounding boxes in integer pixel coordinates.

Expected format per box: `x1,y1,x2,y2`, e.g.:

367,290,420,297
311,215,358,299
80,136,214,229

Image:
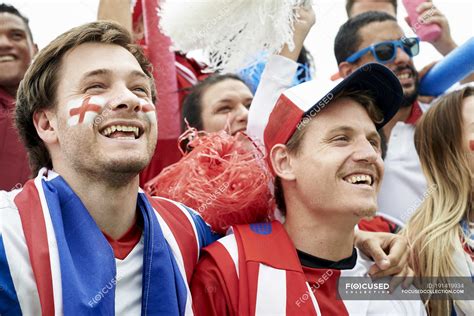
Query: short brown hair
15,21,156,175
345,0,397,17
274,89,383,215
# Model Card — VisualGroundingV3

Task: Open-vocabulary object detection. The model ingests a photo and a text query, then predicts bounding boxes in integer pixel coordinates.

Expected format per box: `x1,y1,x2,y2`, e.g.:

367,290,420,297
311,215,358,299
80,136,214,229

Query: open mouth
99,124,143,140
343,174,374,186
395,68,415,83
397,72,412,80
0,55,15,62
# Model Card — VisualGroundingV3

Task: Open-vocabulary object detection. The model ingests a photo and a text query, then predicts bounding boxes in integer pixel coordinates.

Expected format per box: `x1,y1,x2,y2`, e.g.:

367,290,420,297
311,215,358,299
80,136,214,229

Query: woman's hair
181,73,248,132
402,86,474,315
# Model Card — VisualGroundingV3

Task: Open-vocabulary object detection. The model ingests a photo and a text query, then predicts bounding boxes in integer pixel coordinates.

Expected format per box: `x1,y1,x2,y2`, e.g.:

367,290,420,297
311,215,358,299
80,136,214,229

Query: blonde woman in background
403,85,474,315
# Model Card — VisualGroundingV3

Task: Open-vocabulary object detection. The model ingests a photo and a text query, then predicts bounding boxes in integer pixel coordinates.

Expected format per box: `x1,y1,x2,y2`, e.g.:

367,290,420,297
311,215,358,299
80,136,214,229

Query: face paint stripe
68,96,105,125
140,98,155,110
139,99,157,124
470,140,474,151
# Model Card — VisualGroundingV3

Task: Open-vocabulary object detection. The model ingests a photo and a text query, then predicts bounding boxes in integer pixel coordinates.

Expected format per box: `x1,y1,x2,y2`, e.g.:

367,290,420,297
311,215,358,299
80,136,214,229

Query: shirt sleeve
246,55,299,144
191,252,234,316
181,205,221,248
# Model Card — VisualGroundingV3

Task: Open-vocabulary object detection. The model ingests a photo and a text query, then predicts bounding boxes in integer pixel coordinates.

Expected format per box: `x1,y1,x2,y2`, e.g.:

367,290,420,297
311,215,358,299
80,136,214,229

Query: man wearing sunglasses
334,11,428,226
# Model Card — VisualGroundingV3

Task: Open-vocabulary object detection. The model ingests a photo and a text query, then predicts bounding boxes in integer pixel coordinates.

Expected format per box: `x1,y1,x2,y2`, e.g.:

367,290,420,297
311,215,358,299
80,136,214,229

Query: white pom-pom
158,0,305,72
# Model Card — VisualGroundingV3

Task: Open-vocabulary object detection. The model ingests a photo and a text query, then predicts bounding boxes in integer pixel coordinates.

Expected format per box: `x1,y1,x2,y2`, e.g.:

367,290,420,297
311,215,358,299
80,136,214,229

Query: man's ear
338,61,356,78
33,109,58,145
270,144,296,181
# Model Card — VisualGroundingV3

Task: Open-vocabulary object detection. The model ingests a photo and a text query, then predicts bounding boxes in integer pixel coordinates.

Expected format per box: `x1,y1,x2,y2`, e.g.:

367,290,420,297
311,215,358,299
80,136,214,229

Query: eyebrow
79,69,149,82
327,125,381,141
327,126,354,134
9,28,27,34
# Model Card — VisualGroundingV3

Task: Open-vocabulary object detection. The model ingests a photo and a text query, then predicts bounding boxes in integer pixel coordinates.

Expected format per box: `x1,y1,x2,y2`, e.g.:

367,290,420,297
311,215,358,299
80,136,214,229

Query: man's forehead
305,98,378,131
0,12,28,32
62,43,144,76
357,20,404,47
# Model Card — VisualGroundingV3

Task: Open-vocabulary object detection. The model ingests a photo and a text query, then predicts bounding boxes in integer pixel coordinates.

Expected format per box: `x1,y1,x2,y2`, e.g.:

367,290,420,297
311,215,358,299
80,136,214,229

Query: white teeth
0,55,15,62
344,174,373,185
100,125,140,138
398,73,411,80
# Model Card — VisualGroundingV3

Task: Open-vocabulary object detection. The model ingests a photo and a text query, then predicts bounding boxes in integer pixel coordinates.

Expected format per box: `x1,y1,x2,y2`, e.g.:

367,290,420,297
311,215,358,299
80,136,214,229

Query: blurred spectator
181,74,252,135
0,3,37,190
346,0,474,86
402,86,474,315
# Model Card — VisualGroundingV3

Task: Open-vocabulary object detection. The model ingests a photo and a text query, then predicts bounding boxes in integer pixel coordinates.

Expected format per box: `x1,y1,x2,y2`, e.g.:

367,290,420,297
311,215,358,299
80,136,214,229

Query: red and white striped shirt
191,221,426,316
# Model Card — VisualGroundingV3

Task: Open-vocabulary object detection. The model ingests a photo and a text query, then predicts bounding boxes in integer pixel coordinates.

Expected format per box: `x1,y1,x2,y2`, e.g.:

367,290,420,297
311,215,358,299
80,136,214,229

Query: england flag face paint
470,140,474,151
66,96,107,126
139,98,157,124
65,96,155,127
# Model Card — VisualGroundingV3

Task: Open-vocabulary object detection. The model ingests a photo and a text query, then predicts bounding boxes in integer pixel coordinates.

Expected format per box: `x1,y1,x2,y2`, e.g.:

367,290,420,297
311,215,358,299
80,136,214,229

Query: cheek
203,113,227,131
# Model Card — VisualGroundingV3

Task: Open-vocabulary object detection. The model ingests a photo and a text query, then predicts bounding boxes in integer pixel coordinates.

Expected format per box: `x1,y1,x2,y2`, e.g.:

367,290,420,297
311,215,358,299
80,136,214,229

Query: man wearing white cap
190,63,426,315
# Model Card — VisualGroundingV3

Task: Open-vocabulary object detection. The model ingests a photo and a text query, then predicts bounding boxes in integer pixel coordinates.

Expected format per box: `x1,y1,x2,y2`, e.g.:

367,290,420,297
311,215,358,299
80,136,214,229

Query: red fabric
139,138,182,187
358,215,399,234
142,0,180,139
149,196,199,283
133,1,210,183
304,267,349,315
404,101,423,125
263,95,304,170
15,179,55,316
102,220,142,260
175,53,210,107
191,245,238,316
191,222,320,316
234,223,318,316
0,88,30,190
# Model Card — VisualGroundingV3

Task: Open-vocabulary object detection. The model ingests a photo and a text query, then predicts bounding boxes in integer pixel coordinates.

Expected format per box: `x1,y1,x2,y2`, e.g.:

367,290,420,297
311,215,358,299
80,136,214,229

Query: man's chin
99,159,149,184
111,162,146,174
401,89,419,108
353,205,377,218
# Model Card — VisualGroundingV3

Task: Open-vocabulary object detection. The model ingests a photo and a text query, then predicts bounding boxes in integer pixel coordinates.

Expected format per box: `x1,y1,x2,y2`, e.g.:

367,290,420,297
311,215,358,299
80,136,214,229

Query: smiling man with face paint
0,21,219,315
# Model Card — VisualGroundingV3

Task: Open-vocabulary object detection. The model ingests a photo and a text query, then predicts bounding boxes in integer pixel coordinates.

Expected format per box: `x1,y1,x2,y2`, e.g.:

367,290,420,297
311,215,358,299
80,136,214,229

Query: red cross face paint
66,96,106,126
139,98,156,124
470,140,474,151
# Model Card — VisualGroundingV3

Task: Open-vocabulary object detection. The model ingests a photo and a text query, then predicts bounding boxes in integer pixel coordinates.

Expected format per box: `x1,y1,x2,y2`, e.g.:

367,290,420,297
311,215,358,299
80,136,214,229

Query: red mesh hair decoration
145,128,275,234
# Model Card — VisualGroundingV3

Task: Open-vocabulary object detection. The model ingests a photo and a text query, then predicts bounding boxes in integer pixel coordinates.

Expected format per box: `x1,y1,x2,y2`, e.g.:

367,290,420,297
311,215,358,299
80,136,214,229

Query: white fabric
217,234,240,277
452,240,474,315
246,55,299,144
0,189,42,315
341,250,426,316
159,0,302,72
154,207,194,315
115,237,144,315
255,264,287,315
377,120,428,226
35,174,63,316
